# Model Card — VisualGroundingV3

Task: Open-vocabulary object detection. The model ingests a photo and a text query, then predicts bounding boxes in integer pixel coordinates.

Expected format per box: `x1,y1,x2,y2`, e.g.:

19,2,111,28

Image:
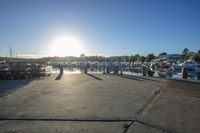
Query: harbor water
52,67,199,80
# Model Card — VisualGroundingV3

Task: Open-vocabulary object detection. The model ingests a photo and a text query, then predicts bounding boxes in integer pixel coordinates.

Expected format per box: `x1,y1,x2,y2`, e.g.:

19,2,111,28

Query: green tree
182,48,191,60
159,52,167,57
129,55,137,62
146,54,155,62
135,54,140,61
182,48,189,54
197,49,200,54
140,56,146,63
193,53,200,63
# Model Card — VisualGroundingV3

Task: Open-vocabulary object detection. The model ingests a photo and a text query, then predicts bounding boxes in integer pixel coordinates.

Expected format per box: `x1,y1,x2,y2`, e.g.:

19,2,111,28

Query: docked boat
172,60,200,77
158,69,173,77
0,62,51,80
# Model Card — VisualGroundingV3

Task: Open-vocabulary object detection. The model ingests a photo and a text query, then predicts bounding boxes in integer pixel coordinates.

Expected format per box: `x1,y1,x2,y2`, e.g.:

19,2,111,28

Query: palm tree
182,48,189,54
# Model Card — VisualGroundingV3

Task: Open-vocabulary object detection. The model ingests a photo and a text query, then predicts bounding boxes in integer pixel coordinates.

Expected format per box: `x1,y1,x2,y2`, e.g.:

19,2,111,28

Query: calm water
52,68,81,74
51,67,199,80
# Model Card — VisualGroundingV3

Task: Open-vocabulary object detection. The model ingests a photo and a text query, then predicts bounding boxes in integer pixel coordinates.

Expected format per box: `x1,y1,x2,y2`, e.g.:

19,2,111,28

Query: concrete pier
0,74,200,133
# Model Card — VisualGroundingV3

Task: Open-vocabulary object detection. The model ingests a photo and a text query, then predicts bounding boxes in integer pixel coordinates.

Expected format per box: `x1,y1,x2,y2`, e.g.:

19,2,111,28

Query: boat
158,69,173,77
172,60,200,77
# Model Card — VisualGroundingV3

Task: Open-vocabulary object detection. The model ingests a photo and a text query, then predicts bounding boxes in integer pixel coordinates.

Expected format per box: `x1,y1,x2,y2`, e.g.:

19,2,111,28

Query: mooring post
103,63,106,74
84,63,88,74
106,63,109,74
119,63,122,75
142,66,146,76
182,67,188,79
107,62,112,74
113,64,116,74
60,66,63,74
114,64,119,75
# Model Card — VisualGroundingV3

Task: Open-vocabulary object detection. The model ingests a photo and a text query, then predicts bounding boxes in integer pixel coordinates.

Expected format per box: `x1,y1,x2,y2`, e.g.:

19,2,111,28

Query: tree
197,49,200,54
140,56,146,63
182,48,191,60
193,53,200,63
159,52,167,57
182,48,189,54
146,54,155,62
80,54,85,58
135,54,140,61
129,55,137,62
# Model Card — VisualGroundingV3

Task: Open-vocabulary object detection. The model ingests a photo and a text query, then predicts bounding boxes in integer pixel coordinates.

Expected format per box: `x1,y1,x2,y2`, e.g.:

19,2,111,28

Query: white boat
158,69,173,77
172,60,200,77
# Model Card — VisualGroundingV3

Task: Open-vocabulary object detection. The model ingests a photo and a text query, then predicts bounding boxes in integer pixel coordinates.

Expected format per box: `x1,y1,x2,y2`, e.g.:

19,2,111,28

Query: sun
48,35,83,57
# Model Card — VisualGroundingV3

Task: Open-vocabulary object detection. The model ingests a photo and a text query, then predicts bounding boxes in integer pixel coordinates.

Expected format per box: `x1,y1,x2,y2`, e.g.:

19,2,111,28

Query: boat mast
9,46,13,62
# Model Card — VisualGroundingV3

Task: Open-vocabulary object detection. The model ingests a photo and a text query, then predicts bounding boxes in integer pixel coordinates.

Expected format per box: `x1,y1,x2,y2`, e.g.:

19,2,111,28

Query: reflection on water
52,67,106,74
51,67,199,80
123,70,198,80
122,71,143,76
52,68,81,74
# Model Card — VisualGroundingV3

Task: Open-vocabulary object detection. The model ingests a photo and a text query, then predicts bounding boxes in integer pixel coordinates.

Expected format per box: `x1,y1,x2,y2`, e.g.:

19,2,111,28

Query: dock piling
142,66,147,76
114,64,119,75
103,63,105,74
182,67,188,79
84,63,89,74
60,66,64,74
106,63,111,74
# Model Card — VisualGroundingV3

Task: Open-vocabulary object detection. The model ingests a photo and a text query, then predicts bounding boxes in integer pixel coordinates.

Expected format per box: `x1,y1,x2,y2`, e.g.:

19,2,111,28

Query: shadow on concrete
135,76,159,82
86,73,102,81
55,73,63,80
120,74,159,82
119,75,143,81
0,79,32,98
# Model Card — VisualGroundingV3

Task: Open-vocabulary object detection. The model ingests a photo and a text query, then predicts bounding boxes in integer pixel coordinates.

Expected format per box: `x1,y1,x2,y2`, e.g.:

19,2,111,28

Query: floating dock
0,74,200,133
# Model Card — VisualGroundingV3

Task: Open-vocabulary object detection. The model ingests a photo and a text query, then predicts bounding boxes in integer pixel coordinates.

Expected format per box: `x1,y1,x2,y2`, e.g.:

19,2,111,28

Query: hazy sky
0,0,200,57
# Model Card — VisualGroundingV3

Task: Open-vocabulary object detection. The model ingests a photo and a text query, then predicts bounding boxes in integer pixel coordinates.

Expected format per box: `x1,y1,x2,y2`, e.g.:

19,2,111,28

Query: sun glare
49,35,83,57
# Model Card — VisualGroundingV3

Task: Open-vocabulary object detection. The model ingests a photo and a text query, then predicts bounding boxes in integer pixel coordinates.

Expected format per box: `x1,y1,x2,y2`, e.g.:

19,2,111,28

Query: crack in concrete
122,80,172,133
0,117,133,122
0,117,173,133
135,120,173,133
122,121,135,133
135,80,170,116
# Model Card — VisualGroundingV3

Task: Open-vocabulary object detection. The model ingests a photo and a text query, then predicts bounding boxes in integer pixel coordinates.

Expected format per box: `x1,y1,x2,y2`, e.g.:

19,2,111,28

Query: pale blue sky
0,0,200,57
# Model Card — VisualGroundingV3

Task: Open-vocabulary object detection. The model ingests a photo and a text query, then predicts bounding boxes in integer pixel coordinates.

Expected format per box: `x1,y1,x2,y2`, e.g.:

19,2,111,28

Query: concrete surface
127,122,166,133
138,80,200,133
0,120,130,133
0,73,200,133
